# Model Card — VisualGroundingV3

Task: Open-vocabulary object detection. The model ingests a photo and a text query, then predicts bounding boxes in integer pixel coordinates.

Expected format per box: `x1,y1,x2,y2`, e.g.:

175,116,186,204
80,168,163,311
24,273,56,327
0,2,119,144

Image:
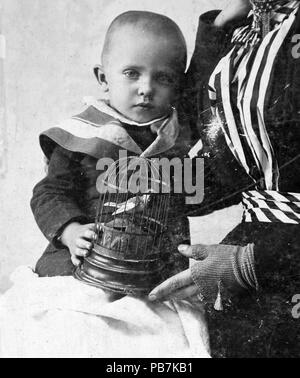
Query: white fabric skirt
0,204,243,358
0,266,210,358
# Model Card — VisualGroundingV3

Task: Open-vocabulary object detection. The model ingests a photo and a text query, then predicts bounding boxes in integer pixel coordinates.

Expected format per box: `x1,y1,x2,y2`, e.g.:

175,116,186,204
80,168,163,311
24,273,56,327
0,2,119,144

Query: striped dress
185,3,300,357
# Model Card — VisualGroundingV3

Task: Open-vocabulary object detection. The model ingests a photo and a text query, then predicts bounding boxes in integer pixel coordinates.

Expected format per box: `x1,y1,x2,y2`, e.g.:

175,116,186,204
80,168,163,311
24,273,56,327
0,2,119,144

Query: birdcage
74,156,171,295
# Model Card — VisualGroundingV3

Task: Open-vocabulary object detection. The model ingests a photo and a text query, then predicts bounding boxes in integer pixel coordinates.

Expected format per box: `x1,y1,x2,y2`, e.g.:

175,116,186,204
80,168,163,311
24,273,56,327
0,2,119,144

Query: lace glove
188,243,259,309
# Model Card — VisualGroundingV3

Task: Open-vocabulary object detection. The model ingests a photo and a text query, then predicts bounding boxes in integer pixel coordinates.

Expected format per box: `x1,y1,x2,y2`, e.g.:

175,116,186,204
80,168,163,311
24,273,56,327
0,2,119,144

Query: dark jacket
31,104,190,276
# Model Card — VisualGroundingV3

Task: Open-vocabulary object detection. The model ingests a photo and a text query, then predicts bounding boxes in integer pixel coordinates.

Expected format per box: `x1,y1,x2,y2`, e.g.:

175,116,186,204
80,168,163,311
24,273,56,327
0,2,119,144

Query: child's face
102,27,184,123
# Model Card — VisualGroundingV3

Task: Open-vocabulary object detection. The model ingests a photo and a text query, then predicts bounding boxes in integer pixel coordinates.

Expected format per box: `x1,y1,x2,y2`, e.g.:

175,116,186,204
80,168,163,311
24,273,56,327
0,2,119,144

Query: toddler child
31,10,189,277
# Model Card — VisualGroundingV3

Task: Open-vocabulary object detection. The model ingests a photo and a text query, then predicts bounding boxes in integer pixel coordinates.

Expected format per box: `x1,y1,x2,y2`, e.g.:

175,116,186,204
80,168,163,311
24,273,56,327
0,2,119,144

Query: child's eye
123,70,139,79
155,73,176,86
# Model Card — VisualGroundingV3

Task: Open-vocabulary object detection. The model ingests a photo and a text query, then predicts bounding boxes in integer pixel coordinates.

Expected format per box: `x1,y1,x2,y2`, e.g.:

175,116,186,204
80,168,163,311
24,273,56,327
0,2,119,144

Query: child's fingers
76,238,92,250
83,230,97,241
71,254,81,267
73,247,89,258
85,223,95,230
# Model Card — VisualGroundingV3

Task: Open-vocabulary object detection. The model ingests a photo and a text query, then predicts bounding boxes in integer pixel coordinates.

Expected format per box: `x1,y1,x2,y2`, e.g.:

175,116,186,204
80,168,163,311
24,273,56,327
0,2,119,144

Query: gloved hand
189,243,258,306
149,243,258,310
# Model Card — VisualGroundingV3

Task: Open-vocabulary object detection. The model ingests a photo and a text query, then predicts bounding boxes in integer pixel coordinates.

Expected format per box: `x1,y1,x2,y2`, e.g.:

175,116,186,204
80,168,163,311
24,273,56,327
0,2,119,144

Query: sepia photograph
0,0,299,360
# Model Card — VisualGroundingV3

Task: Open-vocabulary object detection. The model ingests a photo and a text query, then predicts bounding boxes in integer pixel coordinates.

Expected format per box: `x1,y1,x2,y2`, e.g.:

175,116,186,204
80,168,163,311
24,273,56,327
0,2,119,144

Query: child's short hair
102,10,187,71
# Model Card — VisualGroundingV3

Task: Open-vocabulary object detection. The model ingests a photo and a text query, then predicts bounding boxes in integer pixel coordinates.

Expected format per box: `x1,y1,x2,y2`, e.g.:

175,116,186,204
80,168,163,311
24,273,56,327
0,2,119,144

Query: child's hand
60,222,96,266
214,0,251,28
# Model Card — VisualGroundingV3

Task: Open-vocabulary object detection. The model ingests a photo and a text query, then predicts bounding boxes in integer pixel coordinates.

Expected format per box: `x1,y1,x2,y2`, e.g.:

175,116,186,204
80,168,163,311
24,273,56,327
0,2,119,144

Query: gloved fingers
191,244,240,260
208,244,239,255
148,269,193,302
178,244,210,260
163,284,200,301
177,245,193,257
190,261,219,304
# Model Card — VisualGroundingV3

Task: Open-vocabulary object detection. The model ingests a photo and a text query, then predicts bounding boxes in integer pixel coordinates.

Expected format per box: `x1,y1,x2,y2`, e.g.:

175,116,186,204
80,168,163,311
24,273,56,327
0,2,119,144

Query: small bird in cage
74,157,171,296
103,193,151,216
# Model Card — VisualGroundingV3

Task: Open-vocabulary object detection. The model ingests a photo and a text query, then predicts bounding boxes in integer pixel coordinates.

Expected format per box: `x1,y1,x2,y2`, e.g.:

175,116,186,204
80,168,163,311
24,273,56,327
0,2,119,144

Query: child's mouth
134,103,154,110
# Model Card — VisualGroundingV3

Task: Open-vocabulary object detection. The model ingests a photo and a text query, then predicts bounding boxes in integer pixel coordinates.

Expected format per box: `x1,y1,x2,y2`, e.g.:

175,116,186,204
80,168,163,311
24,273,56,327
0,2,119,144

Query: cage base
74,266,158,296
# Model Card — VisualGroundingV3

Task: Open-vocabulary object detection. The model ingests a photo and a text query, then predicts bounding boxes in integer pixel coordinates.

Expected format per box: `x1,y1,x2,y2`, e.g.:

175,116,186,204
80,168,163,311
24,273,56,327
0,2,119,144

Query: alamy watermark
292,34,300,59
95,150,204,205
292,294,300,319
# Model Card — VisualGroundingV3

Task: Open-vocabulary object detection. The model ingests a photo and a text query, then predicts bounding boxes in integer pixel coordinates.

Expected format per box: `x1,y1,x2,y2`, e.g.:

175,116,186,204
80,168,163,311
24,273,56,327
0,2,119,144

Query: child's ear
94,65,109,92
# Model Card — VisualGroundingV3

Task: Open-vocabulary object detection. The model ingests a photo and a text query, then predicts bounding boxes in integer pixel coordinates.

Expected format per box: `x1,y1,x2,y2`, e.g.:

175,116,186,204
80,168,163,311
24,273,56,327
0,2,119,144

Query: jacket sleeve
183,10,233,138
184,11,251,216
30,145,90,247
221,221,300,293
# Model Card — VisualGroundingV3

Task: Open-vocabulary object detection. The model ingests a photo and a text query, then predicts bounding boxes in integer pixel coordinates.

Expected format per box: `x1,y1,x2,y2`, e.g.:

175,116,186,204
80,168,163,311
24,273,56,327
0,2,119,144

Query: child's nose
138,77,154,99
